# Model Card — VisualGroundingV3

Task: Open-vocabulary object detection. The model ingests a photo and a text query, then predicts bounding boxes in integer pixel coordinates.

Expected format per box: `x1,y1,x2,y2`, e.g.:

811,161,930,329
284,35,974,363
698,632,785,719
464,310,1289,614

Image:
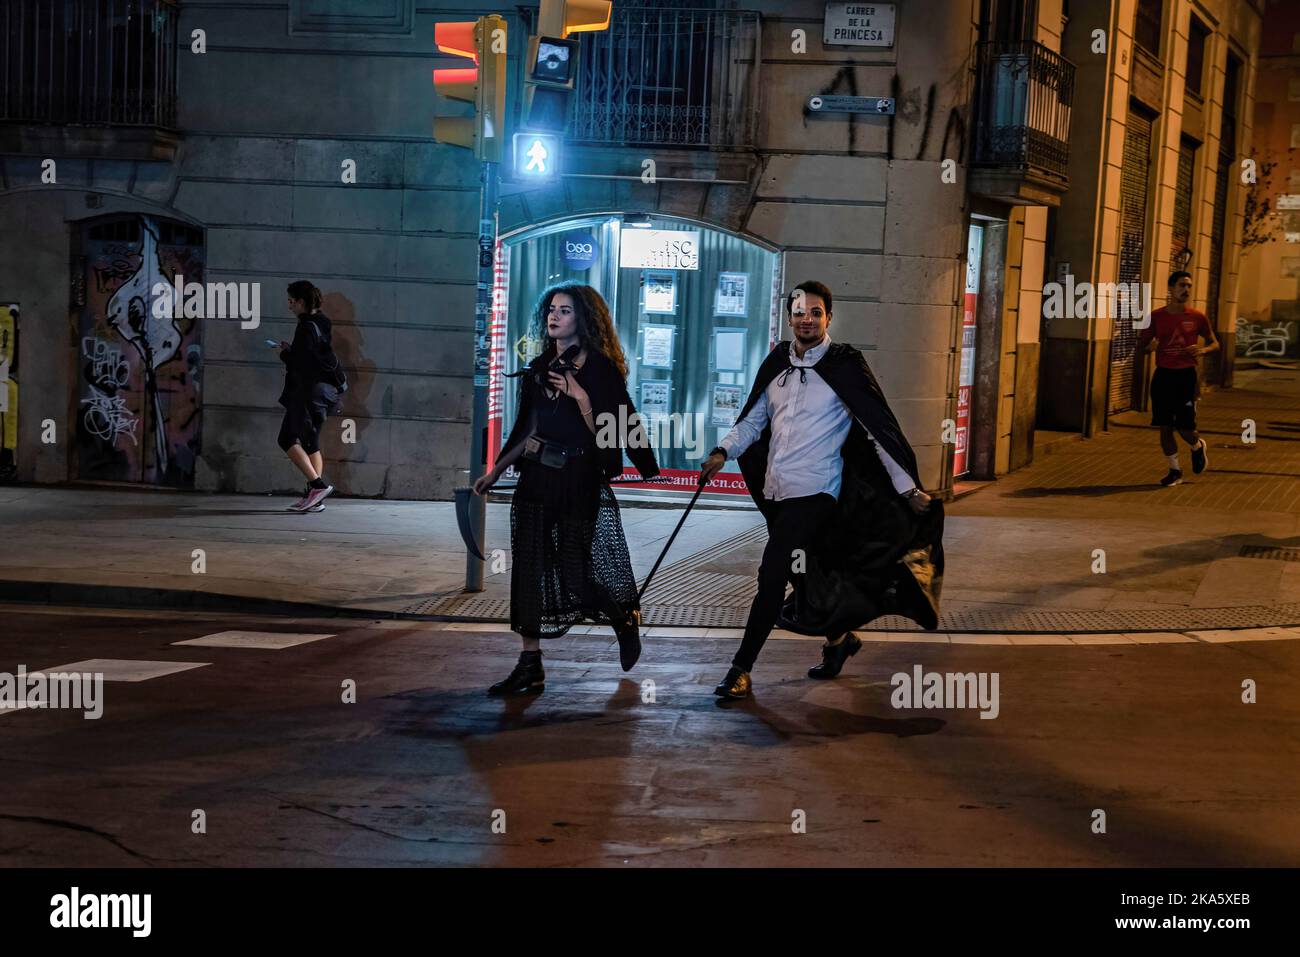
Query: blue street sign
512,132,561,180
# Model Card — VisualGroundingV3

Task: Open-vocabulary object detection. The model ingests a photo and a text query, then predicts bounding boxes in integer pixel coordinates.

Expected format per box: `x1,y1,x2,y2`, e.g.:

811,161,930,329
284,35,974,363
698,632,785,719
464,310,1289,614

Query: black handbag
521,435,583,469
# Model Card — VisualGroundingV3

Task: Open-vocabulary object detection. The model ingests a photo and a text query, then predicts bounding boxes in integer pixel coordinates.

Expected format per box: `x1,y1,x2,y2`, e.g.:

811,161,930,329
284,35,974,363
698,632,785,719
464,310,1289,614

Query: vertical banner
953,224,983,478
0,303,17,482
486,240,510,469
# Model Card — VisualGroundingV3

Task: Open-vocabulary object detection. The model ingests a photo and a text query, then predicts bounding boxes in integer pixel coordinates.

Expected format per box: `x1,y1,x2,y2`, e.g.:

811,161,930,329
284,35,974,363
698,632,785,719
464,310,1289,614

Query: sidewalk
1,368,1297,630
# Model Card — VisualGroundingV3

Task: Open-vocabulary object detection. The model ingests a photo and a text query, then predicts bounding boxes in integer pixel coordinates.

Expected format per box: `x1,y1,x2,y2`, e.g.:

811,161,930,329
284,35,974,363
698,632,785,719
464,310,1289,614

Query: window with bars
570,4,760,149
1,0,179,128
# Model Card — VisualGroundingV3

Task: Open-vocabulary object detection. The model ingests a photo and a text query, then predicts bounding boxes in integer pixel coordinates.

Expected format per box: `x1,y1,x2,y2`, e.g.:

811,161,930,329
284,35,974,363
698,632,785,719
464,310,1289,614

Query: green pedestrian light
513,132,561,180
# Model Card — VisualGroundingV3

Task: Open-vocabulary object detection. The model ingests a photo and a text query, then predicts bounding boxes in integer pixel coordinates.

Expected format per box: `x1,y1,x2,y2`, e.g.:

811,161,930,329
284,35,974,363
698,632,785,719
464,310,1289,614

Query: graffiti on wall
1235,317,1300,358
0,304,17,483
78,216,204,486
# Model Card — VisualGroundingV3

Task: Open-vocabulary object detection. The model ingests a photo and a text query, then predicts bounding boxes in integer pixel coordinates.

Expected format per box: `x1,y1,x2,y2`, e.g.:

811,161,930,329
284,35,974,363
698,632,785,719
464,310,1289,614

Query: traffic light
433,15,507,162
512,131,562,181
524,0,612,131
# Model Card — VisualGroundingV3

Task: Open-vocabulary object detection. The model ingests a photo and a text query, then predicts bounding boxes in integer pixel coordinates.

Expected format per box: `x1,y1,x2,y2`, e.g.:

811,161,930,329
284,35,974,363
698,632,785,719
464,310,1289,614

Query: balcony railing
2,0,179,128
571,8,760,149
971,41,1076,192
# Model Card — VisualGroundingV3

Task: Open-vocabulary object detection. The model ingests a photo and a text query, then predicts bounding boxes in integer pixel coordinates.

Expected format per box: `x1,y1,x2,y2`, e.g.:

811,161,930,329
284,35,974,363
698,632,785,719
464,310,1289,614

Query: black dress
503,348,659,639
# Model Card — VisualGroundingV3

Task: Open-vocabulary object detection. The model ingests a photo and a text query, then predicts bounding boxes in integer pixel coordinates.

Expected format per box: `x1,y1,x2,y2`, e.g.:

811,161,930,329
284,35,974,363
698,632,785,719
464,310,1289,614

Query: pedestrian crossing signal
513,132,561,180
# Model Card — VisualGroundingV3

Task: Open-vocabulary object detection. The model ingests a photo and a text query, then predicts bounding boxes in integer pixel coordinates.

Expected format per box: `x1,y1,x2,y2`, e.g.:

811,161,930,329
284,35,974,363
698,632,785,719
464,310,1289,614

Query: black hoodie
278,312,341,407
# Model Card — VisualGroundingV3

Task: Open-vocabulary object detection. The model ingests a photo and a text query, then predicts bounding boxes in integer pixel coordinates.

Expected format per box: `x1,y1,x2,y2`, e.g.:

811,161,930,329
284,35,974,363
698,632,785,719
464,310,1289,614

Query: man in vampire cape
700,281,944,699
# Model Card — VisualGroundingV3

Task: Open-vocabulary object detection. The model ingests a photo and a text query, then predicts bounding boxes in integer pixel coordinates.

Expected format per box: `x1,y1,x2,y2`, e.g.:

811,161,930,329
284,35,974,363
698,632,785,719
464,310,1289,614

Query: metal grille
1239,546,1300,562
1170,139,1196,269
1108,107,1154,414
971,41,1076,185
1206,63,1238,345
1,0,179,128
402,594,1300,634
572,6,760,148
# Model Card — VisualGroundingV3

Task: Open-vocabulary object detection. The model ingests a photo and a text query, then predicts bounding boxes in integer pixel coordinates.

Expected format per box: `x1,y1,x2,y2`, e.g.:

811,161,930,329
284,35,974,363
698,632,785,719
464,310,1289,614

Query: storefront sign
823,3,896,47
952,224,982,478
619,229,700,270
561,231,598,269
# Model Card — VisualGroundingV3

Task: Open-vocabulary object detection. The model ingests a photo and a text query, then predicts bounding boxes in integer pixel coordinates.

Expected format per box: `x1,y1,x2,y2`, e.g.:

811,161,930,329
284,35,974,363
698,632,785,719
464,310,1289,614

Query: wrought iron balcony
1,0,180,158
571,7,761,149
970,41,1076,206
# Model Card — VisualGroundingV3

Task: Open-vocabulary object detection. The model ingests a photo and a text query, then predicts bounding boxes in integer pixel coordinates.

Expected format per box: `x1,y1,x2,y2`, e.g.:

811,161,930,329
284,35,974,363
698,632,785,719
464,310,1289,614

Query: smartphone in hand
265,338,279,348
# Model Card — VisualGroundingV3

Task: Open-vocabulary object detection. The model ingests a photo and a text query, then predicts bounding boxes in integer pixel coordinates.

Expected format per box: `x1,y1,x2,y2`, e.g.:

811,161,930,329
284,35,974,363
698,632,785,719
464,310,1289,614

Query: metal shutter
1108,107,1154,414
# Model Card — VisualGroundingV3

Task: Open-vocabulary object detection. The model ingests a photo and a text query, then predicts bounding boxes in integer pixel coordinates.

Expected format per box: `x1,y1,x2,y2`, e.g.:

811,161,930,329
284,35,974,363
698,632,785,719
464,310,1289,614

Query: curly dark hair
531,282,628,378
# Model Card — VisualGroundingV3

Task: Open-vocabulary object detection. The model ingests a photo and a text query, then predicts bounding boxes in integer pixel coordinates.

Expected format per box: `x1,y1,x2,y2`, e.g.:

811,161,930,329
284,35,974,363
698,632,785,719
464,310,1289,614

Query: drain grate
401,526,1300,632
401,593,1300,633
1239,545,1300,562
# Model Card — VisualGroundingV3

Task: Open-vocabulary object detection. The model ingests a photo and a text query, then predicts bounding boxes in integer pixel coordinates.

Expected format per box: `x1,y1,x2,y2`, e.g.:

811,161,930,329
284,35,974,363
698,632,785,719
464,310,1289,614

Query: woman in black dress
472,283,659,695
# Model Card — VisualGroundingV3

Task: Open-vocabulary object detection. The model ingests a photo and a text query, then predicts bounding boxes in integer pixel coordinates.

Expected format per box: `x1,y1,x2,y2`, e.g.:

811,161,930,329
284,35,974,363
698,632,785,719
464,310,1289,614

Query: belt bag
522,435,584,469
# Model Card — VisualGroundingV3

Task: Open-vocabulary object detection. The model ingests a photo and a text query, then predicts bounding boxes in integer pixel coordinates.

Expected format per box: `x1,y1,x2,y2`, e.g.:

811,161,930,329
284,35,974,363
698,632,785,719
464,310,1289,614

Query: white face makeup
789,290,831,345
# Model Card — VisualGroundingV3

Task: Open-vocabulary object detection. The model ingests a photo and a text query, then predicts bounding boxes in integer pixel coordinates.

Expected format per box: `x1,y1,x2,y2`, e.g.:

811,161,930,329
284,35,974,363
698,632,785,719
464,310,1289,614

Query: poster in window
642,323,676,368
639,379,671,416
711,383,743,428
643,270,677,314
714,272,748,317
713,327,748,373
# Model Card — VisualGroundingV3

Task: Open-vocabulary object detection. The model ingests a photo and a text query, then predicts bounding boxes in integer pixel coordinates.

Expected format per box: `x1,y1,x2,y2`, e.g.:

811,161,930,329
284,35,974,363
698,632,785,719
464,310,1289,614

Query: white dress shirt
719,336,916,502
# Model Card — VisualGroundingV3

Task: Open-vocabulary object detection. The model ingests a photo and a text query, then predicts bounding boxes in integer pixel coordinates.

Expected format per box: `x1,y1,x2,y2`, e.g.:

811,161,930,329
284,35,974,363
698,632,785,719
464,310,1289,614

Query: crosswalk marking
47,659,210,682
173,631,335,649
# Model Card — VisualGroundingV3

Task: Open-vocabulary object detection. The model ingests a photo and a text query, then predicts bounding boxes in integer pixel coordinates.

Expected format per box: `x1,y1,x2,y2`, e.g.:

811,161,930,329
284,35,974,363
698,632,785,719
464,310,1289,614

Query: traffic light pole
465,159,499,592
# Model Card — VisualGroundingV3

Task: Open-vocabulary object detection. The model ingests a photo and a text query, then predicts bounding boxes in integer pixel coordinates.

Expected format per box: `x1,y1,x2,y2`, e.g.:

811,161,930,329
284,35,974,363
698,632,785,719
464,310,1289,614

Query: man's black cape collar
734,340,945,633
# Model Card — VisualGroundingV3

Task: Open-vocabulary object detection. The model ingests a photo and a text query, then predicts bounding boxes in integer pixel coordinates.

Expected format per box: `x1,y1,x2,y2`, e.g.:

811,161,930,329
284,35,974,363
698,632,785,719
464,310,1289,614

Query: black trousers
732,492,838,672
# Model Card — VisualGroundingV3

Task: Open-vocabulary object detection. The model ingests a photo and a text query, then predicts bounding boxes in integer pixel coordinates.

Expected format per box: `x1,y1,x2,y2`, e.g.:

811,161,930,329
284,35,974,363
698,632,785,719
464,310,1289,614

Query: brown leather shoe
713,666,751,699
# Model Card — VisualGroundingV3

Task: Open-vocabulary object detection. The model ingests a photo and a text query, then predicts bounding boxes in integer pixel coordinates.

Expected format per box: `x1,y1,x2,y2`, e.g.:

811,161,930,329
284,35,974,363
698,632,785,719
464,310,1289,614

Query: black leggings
732,493,837,672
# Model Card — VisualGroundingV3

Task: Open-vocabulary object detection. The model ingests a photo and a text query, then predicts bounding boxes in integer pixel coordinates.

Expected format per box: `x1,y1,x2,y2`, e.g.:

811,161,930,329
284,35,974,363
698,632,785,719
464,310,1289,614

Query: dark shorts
1150,366,1198,430
277,384,340,454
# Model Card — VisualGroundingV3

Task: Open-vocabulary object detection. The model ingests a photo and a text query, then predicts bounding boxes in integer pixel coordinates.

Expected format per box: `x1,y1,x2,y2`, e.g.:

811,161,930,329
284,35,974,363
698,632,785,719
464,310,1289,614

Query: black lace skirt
510,455,638,639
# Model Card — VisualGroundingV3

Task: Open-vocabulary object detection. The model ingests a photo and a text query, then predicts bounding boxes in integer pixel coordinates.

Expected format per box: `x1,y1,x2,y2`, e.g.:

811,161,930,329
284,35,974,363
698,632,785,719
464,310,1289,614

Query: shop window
493,215,780,495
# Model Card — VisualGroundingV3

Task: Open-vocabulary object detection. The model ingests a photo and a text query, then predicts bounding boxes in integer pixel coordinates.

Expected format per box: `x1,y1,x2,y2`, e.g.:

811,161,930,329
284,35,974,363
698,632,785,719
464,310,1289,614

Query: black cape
735,341,945,633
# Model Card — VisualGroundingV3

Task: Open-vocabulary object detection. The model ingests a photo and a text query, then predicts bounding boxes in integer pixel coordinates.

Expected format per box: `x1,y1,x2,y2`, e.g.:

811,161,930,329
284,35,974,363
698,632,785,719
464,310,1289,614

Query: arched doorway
489,213,781,495
74,214,204,486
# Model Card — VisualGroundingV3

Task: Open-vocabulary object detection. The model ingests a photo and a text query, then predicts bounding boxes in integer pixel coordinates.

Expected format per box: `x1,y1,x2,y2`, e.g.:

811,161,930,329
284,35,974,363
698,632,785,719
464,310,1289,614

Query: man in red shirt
1138,271,1219,487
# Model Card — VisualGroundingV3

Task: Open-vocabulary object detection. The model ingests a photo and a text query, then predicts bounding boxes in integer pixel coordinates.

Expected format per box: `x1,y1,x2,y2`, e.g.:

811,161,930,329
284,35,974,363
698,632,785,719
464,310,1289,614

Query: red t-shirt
1140,307,1212,369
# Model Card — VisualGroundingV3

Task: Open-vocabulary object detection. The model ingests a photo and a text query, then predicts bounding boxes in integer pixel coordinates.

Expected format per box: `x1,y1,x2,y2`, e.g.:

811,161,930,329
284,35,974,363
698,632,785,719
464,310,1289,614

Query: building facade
0,0,1264,500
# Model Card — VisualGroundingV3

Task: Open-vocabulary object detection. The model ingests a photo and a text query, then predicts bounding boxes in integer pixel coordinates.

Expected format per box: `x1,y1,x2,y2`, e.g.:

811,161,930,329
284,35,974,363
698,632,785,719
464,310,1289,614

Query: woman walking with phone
271,281,347,512
473,283,658,695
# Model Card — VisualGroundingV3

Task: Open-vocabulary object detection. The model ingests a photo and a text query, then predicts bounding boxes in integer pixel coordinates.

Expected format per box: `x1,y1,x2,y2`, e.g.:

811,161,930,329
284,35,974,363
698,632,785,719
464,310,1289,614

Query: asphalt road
3,606,1298,867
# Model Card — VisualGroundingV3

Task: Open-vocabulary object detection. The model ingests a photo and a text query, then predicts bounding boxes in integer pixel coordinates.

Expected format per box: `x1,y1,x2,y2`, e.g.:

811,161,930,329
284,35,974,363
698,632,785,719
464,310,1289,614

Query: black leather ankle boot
488,650,545,696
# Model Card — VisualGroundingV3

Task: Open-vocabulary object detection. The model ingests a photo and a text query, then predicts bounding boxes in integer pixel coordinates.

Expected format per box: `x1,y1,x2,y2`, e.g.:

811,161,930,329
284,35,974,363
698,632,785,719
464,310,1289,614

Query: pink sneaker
300,484,335,511
286,487,313,511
